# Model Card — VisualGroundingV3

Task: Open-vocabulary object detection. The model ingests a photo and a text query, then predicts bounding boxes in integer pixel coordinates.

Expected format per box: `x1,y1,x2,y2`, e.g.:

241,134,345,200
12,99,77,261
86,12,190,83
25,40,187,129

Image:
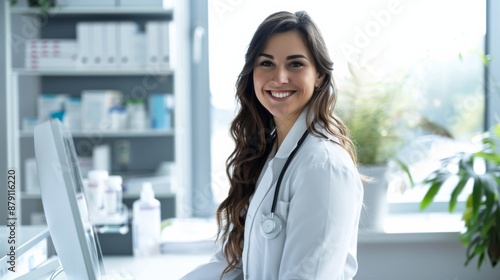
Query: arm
279,161,363,279
179,239,244,280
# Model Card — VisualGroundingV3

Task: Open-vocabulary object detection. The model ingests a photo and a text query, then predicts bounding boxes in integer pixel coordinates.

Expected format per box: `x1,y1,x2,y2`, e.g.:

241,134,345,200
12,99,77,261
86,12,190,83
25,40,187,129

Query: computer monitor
34,119,105,279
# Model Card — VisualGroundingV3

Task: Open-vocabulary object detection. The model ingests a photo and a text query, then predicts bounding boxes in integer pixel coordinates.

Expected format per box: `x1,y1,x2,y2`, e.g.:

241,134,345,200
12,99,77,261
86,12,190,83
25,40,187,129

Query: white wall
356,234,499,280
487,0,500,128
0,0,9,224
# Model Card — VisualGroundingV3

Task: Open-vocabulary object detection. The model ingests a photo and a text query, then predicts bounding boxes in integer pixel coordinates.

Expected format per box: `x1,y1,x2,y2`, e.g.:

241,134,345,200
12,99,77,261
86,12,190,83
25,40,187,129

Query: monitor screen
34,119,104,280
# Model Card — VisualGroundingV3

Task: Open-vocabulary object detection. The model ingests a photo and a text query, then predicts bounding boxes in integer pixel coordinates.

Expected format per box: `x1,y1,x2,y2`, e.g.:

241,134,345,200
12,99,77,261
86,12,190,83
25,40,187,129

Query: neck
274,115,299,150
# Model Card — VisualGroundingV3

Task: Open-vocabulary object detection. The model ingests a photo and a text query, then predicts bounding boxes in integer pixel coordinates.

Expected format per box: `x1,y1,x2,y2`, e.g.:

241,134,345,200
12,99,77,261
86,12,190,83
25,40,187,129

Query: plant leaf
421,180,444,210
463,194,474,225
394,157,415,187
450,176,470,212
481,173,499,199
465,236,481,266
477,251,485,270
494,124,500,138
472,178,484,221
476,151,500,164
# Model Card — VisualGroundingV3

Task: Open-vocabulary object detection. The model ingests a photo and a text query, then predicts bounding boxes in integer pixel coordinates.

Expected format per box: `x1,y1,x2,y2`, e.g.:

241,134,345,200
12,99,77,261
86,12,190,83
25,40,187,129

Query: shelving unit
19,129,175,138
6,1,193,225
12,68,175,76
10,6,174,15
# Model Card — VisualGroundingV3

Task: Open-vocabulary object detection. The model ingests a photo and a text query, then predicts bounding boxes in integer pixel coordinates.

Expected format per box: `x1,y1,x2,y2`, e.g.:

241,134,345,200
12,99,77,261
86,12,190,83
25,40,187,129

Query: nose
272,66,289,85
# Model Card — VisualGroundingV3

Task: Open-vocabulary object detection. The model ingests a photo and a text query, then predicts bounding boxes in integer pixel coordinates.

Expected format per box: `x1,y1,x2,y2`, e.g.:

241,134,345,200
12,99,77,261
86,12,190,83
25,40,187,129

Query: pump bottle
132,182,161,256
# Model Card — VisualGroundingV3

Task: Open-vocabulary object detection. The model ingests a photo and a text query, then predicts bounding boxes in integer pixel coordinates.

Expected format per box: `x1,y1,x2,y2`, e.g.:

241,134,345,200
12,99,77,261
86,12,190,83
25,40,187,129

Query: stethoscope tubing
270,129,310,214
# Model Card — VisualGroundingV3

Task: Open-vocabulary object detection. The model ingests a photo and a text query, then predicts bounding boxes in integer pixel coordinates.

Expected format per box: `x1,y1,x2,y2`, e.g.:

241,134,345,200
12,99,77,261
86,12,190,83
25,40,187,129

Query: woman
182,10,363,280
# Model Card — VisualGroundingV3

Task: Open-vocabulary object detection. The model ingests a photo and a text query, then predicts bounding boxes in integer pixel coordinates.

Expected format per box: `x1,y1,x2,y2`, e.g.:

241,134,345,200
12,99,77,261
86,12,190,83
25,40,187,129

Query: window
208,1,487,215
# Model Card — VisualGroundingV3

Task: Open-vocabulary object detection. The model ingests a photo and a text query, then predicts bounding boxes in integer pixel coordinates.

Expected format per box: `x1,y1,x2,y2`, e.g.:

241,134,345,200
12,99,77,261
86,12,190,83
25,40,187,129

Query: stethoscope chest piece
260,213,283,239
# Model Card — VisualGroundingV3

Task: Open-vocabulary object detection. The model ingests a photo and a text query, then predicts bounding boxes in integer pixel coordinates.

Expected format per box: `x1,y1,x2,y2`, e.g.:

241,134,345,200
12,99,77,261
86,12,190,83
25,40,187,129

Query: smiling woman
184,10,363,280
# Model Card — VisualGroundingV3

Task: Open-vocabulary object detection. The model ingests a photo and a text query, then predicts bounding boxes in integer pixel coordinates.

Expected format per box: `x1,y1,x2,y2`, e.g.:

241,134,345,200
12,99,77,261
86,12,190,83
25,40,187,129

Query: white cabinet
6,2,192,225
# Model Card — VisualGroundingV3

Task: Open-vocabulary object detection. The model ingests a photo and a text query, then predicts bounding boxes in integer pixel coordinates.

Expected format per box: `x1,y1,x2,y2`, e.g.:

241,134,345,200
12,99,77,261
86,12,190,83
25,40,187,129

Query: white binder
76,22,92,68
118,22,139,67
103,22,119,68
146,21,161,69
160,21,171,68
91,22,105,67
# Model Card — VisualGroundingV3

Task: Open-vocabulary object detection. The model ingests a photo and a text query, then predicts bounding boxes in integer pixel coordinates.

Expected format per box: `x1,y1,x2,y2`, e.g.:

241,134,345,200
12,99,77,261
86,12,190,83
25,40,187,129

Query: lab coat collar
274,110,309,159
273,109,340,160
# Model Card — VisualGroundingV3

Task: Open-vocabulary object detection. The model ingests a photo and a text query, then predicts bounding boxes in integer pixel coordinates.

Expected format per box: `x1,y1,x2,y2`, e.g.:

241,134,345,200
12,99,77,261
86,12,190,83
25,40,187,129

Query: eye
259,60,273,67
289,61,304,68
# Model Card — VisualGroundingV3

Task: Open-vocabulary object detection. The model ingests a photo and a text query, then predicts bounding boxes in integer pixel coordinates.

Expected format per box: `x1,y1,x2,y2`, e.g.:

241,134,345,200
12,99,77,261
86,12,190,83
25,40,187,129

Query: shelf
13,68,174,76
20,193,43,199
10,6,173,16
20,129,174,138
122,191,175,199
21,191,175,199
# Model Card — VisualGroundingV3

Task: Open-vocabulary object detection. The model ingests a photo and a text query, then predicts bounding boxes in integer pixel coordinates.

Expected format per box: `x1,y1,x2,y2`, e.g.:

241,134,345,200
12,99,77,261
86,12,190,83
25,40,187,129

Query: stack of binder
25,39,77,69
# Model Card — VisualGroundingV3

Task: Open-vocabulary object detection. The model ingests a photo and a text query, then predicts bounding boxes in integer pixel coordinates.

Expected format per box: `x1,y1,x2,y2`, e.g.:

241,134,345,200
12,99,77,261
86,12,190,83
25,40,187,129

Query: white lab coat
181,111,364,280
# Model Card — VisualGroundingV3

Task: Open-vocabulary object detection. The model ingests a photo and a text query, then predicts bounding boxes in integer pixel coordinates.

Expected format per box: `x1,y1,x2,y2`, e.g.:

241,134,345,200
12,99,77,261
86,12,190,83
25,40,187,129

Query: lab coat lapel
246,111,308,217
247,157,275,218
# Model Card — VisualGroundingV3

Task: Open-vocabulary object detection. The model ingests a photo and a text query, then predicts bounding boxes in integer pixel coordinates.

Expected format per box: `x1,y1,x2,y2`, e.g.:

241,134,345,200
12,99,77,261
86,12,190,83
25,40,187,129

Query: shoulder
287,131,363,202
298,131,356,172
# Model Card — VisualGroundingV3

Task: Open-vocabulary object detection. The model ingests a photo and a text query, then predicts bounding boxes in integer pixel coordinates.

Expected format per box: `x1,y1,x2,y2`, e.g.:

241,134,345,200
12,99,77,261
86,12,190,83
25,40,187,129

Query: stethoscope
260,129,309,239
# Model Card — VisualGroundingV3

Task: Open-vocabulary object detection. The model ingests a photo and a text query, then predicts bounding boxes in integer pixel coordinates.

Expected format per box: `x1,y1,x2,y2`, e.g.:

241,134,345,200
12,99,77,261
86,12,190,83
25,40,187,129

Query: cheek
253,71,267,92
297,75,316,93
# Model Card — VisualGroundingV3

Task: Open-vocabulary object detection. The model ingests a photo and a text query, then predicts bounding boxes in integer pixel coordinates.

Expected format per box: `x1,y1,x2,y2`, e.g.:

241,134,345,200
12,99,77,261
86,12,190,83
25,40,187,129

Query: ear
315,73,325,88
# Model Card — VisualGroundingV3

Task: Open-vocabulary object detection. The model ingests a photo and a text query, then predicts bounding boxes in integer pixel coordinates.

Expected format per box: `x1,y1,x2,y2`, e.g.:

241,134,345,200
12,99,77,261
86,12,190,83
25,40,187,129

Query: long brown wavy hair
215,10,357,276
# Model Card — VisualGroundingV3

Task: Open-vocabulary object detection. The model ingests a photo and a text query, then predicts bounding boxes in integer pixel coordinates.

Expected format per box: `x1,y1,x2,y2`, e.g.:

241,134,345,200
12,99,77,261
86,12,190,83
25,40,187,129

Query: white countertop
103,254,211,280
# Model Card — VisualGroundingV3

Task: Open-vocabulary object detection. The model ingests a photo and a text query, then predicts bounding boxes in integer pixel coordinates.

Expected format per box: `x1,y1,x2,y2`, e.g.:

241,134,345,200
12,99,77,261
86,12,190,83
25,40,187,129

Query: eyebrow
259,53,309,60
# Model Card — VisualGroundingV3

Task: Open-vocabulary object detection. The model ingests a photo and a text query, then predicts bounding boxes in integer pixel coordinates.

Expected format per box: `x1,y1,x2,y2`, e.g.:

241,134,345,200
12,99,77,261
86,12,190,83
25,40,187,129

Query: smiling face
253,31,324,130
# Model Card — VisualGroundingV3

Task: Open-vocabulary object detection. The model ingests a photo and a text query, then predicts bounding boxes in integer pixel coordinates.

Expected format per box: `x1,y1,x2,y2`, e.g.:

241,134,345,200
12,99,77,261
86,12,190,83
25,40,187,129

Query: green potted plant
337,63,420,166
397,124,500,269
337,62,422,231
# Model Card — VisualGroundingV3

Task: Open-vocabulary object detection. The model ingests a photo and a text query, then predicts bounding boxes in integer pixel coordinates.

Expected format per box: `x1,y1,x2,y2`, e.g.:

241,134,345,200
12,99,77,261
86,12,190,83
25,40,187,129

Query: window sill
359,212,464,244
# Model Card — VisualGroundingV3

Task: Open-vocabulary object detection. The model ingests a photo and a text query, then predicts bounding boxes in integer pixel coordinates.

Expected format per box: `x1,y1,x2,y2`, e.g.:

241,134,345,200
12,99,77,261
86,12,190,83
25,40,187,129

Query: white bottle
104,175,123,215
133,182,161,256
86,170,109,215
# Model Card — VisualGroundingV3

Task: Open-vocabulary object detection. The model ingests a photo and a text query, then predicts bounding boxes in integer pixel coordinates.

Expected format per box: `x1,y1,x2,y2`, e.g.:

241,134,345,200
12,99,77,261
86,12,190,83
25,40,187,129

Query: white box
37,94,68,121
93,144,111,173
25,39,77,69
81,90,123,130
63,97,82,130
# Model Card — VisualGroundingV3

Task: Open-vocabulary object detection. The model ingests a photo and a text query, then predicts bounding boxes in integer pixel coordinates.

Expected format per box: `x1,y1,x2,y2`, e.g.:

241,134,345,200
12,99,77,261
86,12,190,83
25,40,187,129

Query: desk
103,254,211,279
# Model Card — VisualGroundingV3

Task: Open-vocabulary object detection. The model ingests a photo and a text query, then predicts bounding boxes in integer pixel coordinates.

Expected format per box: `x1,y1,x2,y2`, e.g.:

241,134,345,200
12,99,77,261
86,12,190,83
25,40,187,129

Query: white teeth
270,91,292,99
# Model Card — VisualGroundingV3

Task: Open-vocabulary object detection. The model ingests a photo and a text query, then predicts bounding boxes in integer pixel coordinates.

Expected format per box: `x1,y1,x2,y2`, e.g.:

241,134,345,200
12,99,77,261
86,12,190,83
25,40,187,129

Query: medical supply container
132,182,161,256
86,170,109,214
104,175,123,215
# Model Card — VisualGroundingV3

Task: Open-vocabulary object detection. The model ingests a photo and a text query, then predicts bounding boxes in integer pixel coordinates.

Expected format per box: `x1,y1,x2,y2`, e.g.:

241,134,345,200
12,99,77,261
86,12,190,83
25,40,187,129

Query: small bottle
133,182,161,256
104,175,123,215
86,170,109,215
